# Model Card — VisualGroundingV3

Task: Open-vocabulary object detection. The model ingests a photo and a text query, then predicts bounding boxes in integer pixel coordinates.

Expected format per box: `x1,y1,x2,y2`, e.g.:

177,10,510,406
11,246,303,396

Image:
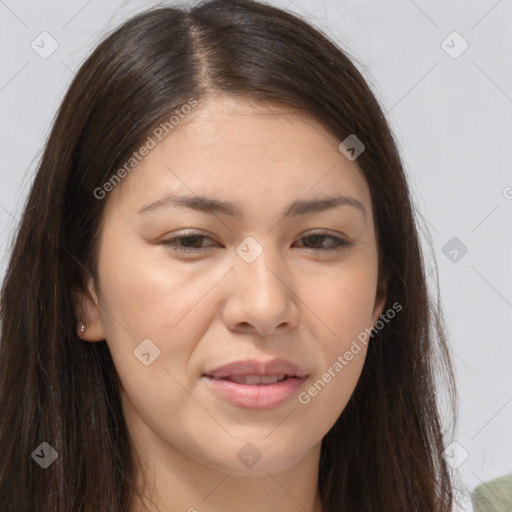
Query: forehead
103,95,372,218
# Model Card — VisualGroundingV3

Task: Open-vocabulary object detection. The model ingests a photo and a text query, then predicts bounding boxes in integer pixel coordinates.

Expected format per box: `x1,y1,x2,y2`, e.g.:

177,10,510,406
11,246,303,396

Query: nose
221,245,300,336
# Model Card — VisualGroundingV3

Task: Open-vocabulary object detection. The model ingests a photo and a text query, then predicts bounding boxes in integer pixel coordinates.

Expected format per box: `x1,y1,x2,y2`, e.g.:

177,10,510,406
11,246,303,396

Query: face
79,95,386,476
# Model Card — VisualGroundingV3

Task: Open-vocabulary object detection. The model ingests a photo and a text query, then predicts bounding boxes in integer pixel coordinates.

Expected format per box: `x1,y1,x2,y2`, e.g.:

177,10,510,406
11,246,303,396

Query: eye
293,232,352,251
161,233,217,253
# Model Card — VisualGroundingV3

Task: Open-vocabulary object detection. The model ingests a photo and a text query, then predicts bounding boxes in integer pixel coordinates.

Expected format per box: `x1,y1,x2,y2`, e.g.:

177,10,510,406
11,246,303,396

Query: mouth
202,358,308,409
216,374,294,385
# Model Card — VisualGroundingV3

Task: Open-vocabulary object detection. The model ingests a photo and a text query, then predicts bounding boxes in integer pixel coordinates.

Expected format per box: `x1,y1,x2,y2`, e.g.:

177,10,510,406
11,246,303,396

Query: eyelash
161,232,352,254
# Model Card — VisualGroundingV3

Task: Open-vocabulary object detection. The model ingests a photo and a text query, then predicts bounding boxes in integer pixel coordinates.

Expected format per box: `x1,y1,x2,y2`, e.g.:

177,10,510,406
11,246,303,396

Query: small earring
79,322,86,334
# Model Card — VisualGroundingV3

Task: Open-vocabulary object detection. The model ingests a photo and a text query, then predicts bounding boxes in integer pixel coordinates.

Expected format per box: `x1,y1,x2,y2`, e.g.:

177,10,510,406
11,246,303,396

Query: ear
371,273,388,326
72,276,106,342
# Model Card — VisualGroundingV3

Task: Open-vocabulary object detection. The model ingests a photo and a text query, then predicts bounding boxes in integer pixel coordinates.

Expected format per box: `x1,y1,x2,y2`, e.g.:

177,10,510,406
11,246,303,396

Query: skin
77,94,386,512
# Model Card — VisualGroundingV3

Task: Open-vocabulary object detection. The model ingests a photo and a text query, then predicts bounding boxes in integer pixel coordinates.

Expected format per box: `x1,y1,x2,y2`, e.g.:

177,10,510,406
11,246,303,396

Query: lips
202,358,308,409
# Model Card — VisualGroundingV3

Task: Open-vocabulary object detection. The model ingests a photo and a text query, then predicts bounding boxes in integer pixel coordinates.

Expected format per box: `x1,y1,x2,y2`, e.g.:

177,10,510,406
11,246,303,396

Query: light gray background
1,1,511,510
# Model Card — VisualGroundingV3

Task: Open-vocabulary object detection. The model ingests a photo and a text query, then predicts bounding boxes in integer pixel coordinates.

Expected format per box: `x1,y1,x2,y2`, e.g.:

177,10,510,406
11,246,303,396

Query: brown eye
162,234,217,253
295,233,351,251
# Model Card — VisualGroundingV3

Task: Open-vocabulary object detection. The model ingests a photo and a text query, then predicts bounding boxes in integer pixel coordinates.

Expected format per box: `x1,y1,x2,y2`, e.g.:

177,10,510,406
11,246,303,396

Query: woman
0,0,457,510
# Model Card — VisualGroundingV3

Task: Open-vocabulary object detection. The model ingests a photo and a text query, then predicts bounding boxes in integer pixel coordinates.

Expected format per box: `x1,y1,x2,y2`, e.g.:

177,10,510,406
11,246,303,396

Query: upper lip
203,358,307,379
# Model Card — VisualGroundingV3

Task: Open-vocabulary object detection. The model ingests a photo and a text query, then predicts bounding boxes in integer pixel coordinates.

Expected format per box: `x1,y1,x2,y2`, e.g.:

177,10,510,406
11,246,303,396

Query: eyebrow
138,193,366,220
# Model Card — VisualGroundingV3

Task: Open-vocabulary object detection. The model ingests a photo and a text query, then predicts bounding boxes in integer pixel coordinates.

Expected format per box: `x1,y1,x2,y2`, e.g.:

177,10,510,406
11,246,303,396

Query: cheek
294,296,370,445
94,238,227,385
298,263,376,414
95,245,221,430
304,261,379,344
299,344,368,437
96,232,227,338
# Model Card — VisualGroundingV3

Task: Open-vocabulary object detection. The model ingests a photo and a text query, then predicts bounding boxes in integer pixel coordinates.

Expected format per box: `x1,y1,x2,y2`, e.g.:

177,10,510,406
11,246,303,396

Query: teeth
260,375,280,384
226,375,287,385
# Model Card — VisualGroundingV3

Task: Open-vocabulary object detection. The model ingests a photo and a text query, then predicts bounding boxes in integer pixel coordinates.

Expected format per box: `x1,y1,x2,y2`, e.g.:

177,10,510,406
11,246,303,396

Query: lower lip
203,376,307,409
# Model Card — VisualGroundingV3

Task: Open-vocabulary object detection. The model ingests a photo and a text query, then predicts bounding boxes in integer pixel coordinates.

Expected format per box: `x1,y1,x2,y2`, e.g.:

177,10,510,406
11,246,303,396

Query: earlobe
76,318,105,342
73,277,106,342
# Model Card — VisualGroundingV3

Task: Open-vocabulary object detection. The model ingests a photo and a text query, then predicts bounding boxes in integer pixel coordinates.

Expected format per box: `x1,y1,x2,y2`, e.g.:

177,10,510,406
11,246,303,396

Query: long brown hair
0,1,457,510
